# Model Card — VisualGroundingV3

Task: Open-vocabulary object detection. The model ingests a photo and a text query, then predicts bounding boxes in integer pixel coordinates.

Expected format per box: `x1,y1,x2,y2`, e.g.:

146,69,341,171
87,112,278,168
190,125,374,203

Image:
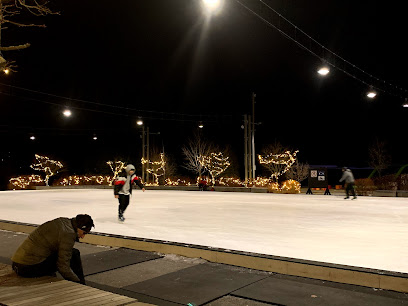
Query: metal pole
146,126,150,184
248,115,252,181
142,126,145,183
244,114,248,184
251,92,256,179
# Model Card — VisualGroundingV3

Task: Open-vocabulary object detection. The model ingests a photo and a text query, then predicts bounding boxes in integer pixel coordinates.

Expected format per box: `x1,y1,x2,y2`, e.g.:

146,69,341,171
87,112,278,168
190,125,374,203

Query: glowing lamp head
136,119,143,126
367,91,376,98
3,69,10,75
202,0,222,14
30,136,35,140
63,109,72,117
317,66,330,76
93,136,97,140
403,103,408,108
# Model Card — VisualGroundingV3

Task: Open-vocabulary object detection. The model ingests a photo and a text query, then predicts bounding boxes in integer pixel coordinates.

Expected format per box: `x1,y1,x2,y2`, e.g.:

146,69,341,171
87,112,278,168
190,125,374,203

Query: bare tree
0,0,58,72
368,139,391,177
259,141,296,181
142,153,166,185
30,154,63,186
106,160,125,186
198,152,230,185
181,132,215,178
285,160,309,183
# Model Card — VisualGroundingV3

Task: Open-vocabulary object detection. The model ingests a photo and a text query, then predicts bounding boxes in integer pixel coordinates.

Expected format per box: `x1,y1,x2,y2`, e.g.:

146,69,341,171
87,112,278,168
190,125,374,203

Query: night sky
1,0,406,187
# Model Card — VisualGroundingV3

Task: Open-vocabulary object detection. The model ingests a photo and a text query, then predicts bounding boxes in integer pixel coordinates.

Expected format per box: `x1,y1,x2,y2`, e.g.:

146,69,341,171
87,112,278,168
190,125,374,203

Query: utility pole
141,126,150,184
244,114,249,184
251,92,256,179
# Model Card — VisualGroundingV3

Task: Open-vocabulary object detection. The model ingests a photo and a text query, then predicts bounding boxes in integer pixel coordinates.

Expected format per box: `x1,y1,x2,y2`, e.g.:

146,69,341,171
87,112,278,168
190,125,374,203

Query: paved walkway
1,230,407,306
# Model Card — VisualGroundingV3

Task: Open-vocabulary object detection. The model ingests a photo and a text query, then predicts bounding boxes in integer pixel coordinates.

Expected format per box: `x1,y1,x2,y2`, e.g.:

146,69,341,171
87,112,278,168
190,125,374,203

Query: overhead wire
234,0,408,99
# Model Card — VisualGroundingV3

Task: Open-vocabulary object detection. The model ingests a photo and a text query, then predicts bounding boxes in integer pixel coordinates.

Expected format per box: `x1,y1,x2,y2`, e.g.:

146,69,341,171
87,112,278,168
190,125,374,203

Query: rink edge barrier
1,219,407,294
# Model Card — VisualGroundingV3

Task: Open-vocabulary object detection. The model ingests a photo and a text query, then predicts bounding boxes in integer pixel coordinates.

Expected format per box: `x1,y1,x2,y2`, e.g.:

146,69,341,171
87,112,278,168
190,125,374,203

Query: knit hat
125,164,135,173
75,214,94,232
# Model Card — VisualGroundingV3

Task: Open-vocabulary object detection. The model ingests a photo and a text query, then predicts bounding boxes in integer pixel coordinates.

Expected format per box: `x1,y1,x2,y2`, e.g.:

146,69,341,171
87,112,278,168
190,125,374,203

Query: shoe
118,215,125,222
352,197,357,200
344,197,349,199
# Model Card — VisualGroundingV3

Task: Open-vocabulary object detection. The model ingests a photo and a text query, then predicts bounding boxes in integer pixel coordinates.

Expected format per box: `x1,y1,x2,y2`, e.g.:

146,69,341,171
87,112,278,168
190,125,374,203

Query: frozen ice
0,189,407,273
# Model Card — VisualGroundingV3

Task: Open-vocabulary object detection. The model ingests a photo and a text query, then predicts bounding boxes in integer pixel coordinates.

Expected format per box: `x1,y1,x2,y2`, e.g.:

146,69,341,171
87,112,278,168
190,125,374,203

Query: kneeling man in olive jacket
11,214,94,284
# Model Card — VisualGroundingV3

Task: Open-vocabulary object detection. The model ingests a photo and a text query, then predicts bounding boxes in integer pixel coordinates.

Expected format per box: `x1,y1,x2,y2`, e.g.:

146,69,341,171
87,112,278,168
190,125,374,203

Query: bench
0,263,152,306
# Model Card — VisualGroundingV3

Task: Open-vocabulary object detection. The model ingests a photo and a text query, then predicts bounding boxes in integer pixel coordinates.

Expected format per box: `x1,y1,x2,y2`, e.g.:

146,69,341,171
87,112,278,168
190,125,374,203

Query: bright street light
63,109,72,117
202,0,222,14
137,119,143,126
367,91,376,98
317,66,330,76
30,136,35,140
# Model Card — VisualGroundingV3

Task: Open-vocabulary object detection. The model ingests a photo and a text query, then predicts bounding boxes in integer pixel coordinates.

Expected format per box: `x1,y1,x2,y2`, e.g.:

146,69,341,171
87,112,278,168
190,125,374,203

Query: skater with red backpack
114,164,145,222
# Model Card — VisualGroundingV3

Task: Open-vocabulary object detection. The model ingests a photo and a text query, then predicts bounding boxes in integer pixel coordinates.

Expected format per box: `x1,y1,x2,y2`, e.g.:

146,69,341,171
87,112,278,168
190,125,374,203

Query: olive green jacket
11,217,80,282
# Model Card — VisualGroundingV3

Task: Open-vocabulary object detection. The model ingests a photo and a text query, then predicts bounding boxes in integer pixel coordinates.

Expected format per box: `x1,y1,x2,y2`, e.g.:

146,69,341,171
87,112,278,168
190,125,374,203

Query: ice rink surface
1,189,407,273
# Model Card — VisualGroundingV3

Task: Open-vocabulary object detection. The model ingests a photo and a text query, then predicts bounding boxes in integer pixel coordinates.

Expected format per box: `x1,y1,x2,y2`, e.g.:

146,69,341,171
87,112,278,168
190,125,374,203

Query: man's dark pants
346,182,356,198
12,248,85,284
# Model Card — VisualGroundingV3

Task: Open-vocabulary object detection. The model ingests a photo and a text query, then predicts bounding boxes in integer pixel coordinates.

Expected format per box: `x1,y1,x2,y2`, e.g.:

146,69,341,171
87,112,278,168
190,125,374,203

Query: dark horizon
1,0,407,188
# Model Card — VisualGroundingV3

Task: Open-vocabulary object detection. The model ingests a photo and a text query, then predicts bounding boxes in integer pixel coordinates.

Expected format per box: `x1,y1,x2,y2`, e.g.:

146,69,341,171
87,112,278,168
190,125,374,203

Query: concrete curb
1,219,407,294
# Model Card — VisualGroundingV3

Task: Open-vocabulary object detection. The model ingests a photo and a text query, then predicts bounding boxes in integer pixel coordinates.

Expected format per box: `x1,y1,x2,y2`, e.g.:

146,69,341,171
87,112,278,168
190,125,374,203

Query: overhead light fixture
317,66,330,76
63,109,72,117
198,122,204,128
93,135,98,140
403,99,408,108
136,119,143,126
367,91,376,99
30,136,35,140
202,0,222,14
3,68,9,75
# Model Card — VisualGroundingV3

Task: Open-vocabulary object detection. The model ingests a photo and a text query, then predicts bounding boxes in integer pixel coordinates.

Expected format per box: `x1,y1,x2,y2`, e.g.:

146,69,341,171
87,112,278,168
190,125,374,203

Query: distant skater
198,176,208,191
114,164,145,222
339,167,357,200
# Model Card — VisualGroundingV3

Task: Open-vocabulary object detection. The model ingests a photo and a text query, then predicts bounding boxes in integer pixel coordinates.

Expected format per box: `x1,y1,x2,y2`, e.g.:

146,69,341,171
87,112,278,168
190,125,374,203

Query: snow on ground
0,189,407,273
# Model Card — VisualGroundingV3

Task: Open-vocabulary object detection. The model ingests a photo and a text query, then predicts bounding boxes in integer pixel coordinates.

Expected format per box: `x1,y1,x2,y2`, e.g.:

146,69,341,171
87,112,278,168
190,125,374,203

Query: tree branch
4,19,46,27
0,42,30,50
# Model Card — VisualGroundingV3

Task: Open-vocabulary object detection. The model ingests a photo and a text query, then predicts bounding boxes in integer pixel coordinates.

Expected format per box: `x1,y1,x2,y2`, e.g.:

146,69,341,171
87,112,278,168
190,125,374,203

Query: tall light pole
251,92,256,179
243,92,257,185
141,126,151,184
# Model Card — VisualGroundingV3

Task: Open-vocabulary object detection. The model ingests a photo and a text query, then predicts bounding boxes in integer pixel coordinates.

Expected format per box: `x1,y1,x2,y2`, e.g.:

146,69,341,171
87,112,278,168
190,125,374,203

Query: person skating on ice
114,164,145,221
339,167,357,200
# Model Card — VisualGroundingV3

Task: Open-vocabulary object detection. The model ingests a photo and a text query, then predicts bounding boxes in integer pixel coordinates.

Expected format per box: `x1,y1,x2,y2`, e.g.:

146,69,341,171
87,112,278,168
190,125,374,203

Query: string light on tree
106,161,125,186
58,175,111,186
141,153,166,185
198,152,230,185
9,175,43,189
258,150,299,181
30,154,63,186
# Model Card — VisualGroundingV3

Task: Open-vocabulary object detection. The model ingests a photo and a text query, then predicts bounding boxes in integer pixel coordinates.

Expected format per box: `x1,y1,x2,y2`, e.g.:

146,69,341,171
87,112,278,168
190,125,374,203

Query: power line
0,83,235,124
234,0,408,99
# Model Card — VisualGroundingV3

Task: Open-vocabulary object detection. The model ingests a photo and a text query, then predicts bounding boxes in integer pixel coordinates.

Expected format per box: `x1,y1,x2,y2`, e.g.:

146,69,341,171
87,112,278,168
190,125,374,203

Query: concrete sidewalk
1,229,408,306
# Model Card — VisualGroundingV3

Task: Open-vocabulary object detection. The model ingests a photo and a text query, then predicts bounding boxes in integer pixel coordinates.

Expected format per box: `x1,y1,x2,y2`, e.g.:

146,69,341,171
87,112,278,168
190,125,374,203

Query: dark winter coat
114,171,144,196
11,217,81,282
